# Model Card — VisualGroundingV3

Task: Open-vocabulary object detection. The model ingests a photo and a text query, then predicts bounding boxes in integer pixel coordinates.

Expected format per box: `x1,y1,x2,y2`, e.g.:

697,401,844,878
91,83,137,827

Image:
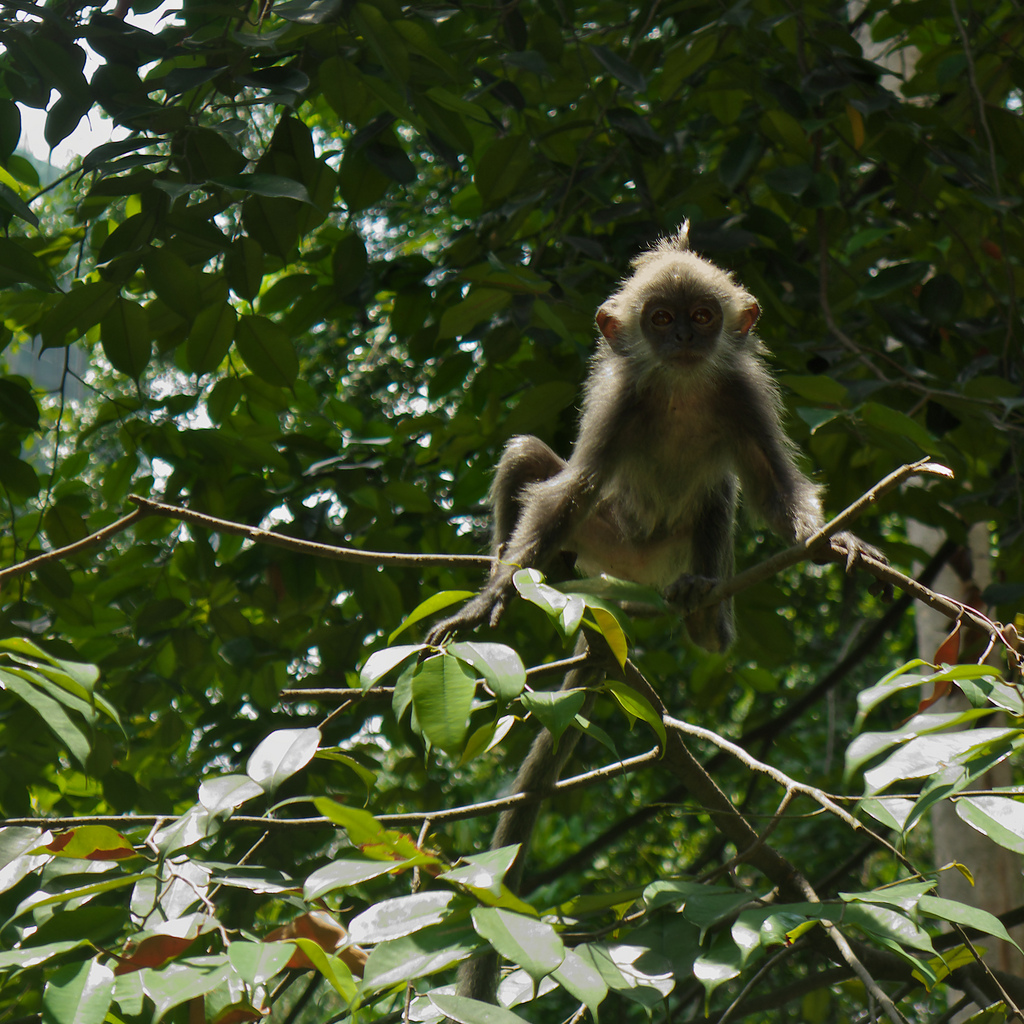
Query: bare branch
0,508,148,584
128,495,492,568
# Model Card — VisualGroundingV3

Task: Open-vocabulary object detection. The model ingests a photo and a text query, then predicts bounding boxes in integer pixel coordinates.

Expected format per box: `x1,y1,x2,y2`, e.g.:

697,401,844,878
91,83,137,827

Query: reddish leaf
113,933,195,974
932,621,961,666
916,676,954,714
264,910,367,976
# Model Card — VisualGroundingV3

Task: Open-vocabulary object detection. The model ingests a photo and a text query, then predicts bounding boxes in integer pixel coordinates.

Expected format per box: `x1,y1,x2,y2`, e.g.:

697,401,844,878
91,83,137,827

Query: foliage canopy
0,0,1022,1021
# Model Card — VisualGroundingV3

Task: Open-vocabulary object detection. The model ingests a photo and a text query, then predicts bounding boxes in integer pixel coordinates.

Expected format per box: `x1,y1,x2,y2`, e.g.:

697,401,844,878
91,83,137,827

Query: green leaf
391,591,475,643
863,728,1018,794
438,288,510,339
430,993,531,1023
956,795,1024,854
363,921,477,989
42,958,114,1024
227,941,293,987
589,44,647,92
142,246,202,320
448,641,526,702
304,857,412,900
214,173,313,202
0,670,90,766
0,238,54,290
139,956,234,1021
198,774,263,816
235,314,299,385
471,907,564,980
100,298,151,378
552,946,609,1016
39,281,119,348
520,688,586,748
246,727,320,791
359,645,422,689
861,261,928,298
604,679,666,746
0,377,39,429
411,653,476,753
474,135,530,206
186,301,236,374
349,891,457,943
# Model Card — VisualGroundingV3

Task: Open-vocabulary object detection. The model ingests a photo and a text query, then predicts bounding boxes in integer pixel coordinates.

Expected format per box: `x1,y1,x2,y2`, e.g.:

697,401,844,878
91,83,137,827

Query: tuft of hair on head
630,220,691,271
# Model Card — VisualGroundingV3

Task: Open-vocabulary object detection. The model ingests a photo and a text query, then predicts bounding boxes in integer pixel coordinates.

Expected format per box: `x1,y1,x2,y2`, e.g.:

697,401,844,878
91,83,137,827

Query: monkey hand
822,531,887,572
663,573,720,613
424,586,510,648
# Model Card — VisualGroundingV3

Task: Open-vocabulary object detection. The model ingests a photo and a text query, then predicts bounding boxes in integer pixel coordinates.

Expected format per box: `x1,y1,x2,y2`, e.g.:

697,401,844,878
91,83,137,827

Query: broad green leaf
438,288,510,338
520,688,586,748
956,795,1024,854
359,645,422,689
362,920,478,989
285,940,356,1000
198,774,263,816
42,826,134,861
429,993,530,1023
41,958,114,1024
0,378,38,429
246,727,320,791
314,798,439,865
840,880,935,912
142,246,202,320
459,716,516,767
693,932,742,998
604,679,666,746
227,941,293,987
349,891,457,943
448,641,526,702
918,895,1023,954
0,238,54,290
304,857,413,901
863,728,1018,794
589,606,628,667
552,946,608,1016
471,907,564,980
0,671,90,766
412,653,476,753
0,939,86,970
139,956,235,1020
474,135,530,206
186,300,236,374
392,592,475,643
213,173,313,202
235,314,299,385
100,298,151,379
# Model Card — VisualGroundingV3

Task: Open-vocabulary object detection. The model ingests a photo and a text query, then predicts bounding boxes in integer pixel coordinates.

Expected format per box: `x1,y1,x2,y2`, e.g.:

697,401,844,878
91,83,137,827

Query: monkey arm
426,437,601,646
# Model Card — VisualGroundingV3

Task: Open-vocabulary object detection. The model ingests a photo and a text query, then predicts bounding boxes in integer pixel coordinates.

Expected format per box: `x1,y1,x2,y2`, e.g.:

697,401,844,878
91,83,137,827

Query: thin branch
0,508,148,584
127,495,492,568
0,748,661,833
663,715,909,870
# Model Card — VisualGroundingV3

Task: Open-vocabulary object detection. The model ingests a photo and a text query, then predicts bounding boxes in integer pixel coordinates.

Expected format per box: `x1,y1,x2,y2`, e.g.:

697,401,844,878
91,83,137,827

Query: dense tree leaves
0,0,1022,1021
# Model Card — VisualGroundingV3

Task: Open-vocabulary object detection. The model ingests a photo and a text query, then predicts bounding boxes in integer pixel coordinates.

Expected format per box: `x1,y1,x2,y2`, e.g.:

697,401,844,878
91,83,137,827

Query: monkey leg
456,632,605,1005
490,435,567,563
426,437,569,647
671,482,736,652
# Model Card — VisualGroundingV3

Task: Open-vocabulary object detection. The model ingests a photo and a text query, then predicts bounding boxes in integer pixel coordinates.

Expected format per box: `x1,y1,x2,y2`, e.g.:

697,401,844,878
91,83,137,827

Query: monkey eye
690,306,715,325
650,308,674,326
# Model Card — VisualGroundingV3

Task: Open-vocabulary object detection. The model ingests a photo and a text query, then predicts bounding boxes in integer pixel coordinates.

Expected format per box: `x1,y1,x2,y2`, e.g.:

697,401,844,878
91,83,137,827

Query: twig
0,508,148,584
127,495,492,568
0,748,661,833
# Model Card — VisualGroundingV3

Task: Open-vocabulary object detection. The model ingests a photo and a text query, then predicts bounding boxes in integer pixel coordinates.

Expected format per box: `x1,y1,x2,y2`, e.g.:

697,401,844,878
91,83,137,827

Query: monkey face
640,294,724,364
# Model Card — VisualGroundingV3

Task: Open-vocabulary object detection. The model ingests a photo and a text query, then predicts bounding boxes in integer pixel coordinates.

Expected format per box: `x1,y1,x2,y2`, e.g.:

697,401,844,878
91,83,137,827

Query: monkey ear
596,306,623,347
737,302,760,337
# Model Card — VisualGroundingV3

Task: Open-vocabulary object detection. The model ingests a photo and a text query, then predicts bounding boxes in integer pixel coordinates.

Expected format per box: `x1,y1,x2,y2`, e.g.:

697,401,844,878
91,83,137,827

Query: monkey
431,223,883,1005
427,222,878,653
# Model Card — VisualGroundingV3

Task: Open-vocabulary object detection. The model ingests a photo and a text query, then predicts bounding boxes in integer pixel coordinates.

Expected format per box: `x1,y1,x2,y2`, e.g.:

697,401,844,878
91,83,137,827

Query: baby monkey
428,223,878,651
